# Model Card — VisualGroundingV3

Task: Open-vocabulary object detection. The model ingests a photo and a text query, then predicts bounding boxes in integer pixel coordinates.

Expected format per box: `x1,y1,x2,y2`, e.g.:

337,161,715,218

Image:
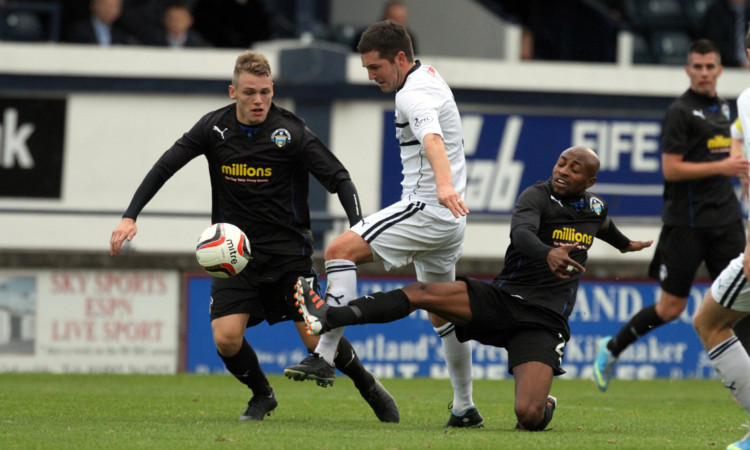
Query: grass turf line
1,374,747,449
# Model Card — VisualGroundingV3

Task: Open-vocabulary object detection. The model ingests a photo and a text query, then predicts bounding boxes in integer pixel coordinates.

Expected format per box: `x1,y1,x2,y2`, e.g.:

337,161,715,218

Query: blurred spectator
352,1,418,54
142,0,209,48
117,0,163,45
699,0,750,68
191,0,270,49
64,0,139,46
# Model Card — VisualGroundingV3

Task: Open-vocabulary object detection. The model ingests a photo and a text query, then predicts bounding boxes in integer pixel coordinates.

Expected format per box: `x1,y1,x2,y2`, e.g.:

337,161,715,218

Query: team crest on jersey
271,128,291,148
589,197,603,216
722,103,731,120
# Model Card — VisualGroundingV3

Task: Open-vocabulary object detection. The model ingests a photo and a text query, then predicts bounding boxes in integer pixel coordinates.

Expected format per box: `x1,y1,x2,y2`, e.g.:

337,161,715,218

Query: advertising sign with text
0,270,180,373
185,276,714,380
380,112,665,217
0,98,66,198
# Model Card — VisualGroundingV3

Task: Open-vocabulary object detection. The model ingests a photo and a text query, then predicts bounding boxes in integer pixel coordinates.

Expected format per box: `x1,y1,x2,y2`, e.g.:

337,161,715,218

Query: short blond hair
232,51,272,85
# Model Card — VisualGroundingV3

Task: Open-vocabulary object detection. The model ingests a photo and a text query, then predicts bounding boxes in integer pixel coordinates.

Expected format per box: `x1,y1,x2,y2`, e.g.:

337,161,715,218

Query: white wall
4,41,745,262
329,0,511,59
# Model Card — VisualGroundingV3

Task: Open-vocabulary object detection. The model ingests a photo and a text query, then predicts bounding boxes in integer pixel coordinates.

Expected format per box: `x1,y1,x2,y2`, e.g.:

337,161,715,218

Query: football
195,223,251,278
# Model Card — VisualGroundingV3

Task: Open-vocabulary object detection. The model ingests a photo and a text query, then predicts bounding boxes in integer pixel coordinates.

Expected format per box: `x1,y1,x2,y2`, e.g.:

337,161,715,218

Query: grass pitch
1,373,747,449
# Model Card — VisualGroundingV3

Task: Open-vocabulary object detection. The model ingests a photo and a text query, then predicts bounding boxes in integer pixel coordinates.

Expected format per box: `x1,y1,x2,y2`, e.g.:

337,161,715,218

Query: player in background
594,39,750,392
110,51,399,423
294,146,652,430
693,31,750,450
283,20,481,428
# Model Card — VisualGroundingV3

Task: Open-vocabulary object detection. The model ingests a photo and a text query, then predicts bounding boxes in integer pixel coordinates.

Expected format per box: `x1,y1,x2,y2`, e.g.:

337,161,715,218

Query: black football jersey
494,180,622,323
660,89,740,227
152,103,351,257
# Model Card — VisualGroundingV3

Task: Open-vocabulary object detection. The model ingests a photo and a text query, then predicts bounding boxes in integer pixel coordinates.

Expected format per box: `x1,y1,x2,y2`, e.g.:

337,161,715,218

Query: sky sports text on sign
381,112,667,217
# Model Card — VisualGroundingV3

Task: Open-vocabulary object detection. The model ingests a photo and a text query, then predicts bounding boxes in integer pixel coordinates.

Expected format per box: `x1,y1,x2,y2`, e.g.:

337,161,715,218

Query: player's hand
721,155,750,178
547,242,584,279
620,239,653,253
744,245,750,279
110,218,137,256
437,185,469,218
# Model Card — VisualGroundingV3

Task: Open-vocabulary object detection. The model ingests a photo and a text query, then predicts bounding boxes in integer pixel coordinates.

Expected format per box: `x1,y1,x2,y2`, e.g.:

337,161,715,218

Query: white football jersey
737,86,750,158
394,61,466,207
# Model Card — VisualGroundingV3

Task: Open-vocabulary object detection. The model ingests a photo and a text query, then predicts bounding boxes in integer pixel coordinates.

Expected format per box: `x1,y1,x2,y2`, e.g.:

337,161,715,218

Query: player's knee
213,331,243,356
324,239,345,260
692,308,708,338
656,301,685,322
402,281,428,302
514,401,545,430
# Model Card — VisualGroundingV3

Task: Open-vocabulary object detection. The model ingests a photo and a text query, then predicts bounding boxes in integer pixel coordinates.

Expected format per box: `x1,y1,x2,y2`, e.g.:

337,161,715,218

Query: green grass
1,374,747,449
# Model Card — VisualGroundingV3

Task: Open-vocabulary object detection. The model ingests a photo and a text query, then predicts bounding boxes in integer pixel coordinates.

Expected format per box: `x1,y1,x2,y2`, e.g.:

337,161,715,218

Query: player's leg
509,328,565,431
512,361,555,430
595,226,697,392
212,313,277,421
284,231,372,383
291,320,400,422
694,254,750,449
416,265,480,427
295,277,472,334
704,221,750,360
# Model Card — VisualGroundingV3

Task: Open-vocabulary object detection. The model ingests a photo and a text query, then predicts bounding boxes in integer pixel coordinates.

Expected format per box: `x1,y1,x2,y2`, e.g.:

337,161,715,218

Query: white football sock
709,336,750,415
418,266,475,415
435,322,475,414
314,259,357,364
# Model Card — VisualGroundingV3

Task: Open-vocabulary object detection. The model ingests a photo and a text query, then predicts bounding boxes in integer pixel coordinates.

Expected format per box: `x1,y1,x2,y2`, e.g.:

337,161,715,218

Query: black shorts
209,255,320,327
455,277,569,376
648,222,745,297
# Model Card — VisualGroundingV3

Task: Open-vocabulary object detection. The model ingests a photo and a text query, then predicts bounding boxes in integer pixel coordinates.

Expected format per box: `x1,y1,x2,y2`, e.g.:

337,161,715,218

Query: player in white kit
693,33,750,450
284,19,483,428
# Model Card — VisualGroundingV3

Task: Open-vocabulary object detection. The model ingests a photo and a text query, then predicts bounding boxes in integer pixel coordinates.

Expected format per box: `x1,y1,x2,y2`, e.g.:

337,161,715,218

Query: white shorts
350,199,465,275
710,253,750,312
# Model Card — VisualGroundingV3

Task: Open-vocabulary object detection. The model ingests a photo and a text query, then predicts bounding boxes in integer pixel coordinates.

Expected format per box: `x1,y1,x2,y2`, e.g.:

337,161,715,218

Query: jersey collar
397,60,421,92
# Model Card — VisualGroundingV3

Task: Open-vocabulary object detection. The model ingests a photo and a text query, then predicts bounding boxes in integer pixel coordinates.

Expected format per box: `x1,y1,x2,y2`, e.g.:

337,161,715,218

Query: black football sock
607,304,665,357
219,339,272,396
334,336,374,391
327,289,412,328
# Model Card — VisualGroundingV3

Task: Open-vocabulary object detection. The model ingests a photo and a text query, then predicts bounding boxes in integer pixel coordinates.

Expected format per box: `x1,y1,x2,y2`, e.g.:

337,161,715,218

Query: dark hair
356,20,414,63
687,39,721,64
745,22,750,51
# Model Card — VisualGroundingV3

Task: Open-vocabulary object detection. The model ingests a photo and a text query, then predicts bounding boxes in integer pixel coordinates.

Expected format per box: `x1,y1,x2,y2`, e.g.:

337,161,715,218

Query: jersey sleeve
396,89,443,143
152,116,210,178
660,105,688,155
299,126,351,192
510,186,553,260
121,116,208,219
731,117,743,140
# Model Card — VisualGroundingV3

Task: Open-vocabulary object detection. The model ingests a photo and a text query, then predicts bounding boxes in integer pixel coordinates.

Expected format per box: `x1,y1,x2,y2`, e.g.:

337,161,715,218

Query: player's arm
596,216,653,253
661,152,749,181
423,133,468,218
110,169,170,255
335,179,362,226
660,106,749,181
510,188,582,278
299,126,362,226
110,130,203,255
